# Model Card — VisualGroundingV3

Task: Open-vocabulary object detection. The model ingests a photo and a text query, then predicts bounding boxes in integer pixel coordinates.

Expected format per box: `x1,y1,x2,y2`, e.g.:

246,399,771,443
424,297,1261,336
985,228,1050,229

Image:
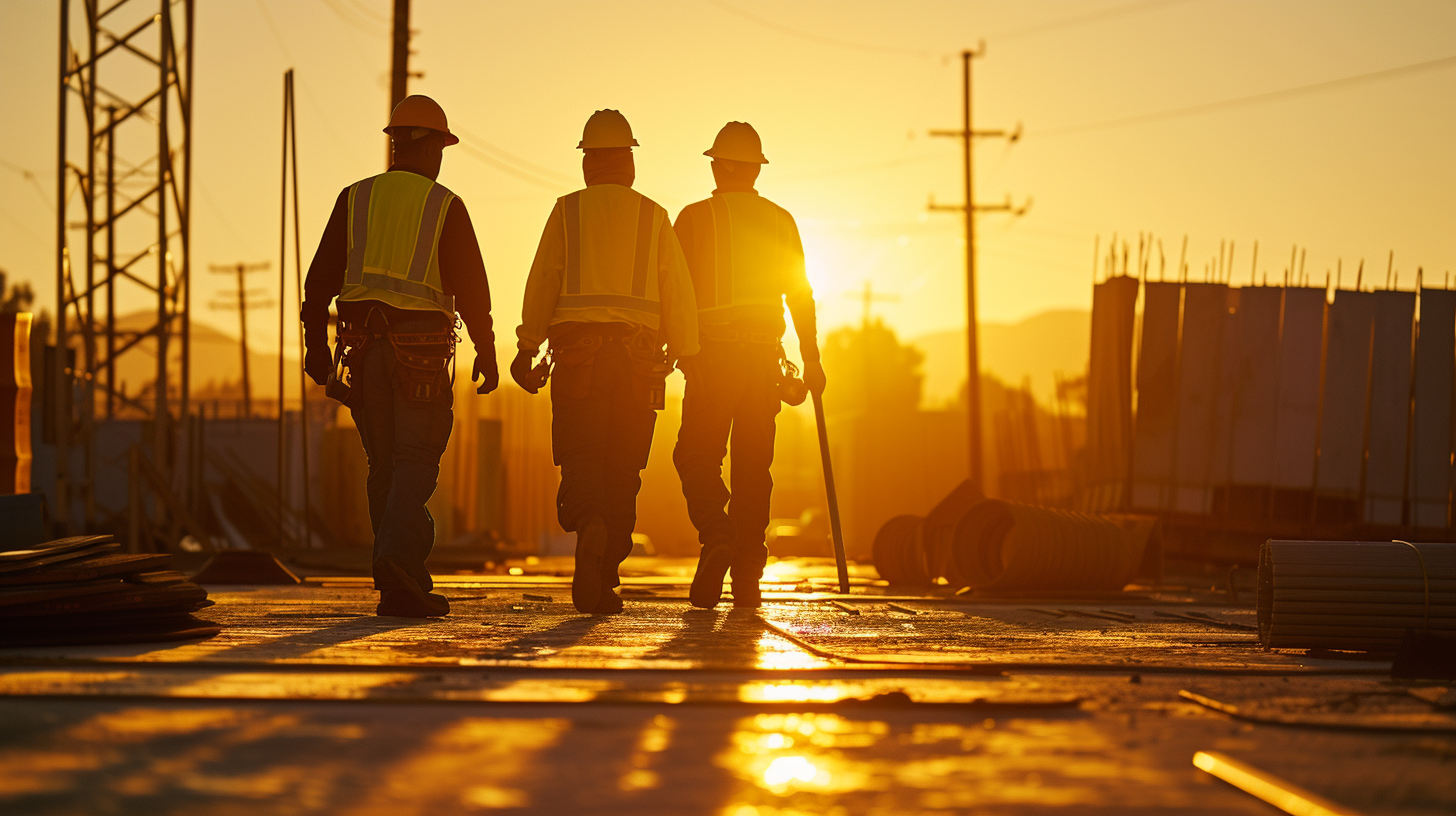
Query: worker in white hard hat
673,121,825,609
302,94,498,618
514,109,700,615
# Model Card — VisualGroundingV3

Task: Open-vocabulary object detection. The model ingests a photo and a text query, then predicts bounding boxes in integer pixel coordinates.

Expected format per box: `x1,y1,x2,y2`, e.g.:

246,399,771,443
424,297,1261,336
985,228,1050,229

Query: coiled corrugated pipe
1258,539,1456,652
872,514,932,587
949,500,1143,592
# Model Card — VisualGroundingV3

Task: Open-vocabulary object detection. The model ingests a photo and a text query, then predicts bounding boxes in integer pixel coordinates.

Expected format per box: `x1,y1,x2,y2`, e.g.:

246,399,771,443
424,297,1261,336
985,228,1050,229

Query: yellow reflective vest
518,184,700,359
673,191,811,331
338,171,456,316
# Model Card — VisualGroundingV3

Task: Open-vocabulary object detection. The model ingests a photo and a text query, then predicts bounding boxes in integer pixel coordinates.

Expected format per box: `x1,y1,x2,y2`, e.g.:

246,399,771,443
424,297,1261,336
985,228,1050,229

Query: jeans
550,341,657,581
348,340,454,592
673,341,781,575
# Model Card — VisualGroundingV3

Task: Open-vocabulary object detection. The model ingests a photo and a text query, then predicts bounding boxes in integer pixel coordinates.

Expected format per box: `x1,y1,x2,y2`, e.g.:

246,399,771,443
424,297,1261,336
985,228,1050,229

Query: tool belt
701,325,782,346
331,312,457,405
548,323,670,410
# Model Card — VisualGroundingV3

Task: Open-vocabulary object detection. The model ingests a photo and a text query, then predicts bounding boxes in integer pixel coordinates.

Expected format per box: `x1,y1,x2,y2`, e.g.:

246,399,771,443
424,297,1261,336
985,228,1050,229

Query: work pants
673,341,781,575
348,340,453,593
551,342,657,582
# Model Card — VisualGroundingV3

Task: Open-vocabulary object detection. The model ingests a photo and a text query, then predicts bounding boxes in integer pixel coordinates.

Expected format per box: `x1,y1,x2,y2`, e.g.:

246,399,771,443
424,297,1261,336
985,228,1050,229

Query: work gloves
472,350,499,395
511,349,544,394
803,359,827,396
304,345,333,387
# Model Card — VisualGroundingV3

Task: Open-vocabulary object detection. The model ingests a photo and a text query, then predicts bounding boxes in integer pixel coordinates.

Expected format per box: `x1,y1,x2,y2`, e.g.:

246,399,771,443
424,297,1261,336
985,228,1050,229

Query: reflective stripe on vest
340,172,456,315
559,189,661,318
700,194,789,324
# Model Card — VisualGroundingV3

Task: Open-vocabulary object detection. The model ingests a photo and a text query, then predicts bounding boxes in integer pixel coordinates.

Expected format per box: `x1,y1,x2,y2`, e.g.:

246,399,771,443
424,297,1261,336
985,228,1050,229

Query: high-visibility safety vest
338,171,457,316
553,185,670,326
674,191,808,326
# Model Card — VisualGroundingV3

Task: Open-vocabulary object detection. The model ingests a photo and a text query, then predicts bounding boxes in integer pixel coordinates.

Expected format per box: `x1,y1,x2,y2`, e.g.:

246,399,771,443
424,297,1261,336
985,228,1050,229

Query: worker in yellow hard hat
514,109,700,614
301,94,498,618
673,121,825,609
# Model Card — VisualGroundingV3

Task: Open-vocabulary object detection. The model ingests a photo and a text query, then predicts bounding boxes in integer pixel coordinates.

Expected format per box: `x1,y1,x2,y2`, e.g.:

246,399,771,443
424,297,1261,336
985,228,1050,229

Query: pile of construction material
872,480,1161,593
0,534,219,647
1258,540,1455,653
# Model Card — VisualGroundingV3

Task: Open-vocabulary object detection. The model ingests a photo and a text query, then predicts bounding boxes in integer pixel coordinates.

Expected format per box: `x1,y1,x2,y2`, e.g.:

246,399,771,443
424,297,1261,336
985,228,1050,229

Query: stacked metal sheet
0,535,219,646
1258,540,1456,652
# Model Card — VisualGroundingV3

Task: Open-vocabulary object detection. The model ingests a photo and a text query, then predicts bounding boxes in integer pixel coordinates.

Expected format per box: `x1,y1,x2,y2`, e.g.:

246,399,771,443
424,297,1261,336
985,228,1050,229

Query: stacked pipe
873,482,1157,592
1258,540,1456,652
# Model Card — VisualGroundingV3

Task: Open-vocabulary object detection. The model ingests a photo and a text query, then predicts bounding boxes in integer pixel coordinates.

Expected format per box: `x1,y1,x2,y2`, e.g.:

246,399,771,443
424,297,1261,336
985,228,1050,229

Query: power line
454,128,578,185
1038,52,1456,138
322,0,388,37
991,0,1184,41
454,142,563,191
704,0,932,58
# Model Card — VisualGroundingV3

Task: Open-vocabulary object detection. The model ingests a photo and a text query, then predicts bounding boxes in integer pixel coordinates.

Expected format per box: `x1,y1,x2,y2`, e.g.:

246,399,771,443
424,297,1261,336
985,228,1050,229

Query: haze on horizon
1,0,1452,364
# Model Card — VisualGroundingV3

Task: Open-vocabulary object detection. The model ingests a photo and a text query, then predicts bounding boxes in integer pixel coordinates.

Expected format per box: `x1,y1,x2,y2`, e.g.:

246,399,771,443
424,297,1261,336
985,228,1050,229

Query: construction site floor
1,557,1452,815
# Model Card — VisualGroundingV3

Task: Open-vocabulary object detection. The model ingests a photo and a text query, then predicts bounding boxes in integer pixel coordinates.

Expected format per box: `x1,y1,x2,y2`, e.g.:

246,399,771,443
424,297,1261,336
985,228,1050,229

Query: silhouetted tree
0,270,35,314
821,318,924,415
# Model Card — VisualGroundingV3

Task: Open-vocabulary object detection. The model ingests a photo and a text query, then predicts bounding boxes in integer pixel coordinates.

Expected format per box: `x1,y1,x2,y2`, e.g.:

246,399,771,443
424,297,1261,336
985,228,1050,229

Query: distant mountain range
912,309,1090,408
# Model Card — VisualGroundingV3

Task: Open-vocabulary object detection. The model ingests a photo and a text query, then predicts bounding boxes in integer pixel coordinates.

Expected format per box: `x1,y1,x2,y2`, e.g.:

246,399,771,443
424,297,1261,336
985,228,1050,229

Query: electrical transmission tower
928,43,1030,487
207,262,272,418
55,0,194,535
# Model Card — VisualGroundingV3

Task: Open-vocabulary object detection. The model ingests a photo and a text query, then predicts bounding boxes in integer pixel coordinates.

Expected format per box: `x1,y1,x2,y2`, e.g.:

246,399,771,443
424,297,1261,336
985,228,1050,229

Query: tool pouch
778,350,808,406
389,332,454,404
548,333,602,401
326,331,366,405
628,332,670,412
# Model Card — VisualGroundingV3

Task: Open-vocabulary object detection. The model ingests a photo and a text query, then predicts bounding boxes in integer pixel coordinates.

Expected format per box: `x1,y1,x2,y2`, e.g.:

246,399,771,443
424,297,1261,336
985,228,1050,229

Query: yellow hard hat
578,109,638,150
705,121,767,164
384,95,459,146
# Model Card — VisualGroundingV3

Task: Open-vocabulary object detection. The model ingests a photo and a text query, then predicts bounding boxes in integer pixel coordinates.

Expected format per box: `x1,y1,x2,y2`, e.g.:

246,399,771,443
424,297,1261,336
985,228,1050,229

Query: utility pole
388,0,422,165
208,262,272,418
929,43,1029,487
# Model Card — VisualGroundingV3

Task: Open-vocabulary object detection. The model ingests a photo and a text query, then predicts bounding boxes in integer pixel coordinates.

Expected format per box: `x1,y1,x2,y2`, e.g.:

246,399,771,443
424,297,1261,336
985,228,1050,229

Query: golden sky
1,0,1453,356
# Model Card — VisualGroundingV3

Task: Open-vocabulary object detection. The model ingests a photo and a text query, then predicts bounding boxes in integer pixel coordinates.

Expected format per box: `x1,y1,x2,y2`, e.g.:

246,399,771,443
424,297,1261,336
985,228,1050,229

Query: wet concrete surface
1,557,1452,814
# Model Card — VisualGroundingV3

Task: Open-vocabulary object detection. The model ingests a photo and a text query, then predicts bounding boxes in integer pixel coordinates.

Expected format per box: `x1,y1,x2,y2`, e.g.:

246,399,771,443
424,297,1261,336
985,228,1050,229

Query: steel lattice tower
55,0,194,536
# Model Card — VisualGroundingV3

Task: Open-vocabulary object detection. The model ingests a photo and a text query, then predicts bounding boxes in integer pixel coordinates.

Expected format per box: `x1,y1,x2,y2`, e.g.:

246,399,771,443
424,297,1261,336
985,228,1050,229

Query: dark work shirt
300,169,494,351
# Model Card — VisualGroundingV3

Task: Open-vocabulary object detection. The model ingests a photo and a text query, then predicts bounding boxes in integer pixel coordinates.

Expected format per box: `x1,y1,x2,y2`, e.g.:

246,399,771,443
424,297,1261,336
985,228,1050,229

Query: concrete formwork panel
1363,291,1416,525
1131,282,1181,510
1225,287,1282,488
1411,288,1456,529
1273,288,1326,490
1172,283,1229,513
1316,291,1378,499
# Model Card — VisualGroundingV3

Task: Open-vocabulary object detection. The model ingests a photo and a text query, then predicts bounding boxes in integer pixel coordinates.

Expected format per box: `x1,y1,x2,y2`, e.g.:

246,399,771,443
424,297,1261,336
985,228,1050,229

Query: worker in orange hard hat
514,109,700,615
674,121,825,609
301,94,497,618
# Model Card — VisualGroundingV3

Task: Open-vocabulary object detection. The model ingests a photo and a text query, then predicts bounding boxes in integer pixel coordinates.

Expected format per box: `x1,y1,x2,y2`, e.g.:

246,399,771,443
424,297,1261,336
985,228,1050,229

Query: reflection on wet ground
0,558,1452,814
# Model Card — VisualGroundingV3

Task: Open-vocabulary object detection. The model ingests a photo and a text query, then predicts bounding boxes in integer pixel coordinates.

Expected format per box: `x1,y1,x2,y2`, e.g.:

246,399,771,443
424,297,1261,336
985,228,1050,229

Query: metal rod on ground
1193,751,1364,816
812,390,850,594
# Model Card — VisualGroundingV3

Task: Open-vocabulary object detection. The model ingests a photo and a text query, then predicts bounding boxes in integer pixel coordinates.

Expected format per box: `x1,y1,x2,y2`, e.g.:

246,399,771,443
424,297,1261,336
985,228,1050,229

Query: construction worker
302,95,497,618
674,122,825,609
513,109,699,615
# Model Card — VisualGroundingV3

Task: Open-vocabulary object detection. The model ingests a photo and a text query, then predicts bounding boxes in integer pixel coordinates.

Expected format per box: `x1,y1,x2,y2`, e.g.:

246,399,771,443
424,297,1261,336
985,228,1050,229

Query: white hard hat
705,121,767,164
578,109,638,150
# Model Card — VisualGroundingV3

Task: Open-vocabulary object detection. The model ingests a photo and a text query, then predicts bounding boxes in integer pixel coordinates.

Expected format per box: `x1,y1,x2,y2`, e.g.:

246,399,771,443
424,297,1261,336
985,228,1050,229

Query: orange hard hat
705,121,767,164
384,95,459,146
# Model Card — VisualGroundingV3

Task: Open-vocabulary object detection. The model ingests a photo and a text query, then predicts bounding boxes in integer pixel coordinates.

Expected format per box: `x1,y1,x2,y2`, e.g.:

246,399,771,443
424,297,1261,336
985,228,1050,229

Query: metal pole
962,49,984,487
389,0,410,166
237,264,252,416
156,0,171,472
55,0,71,534
179,0,194,449
289,70,311,549
83,0,97,528
278,69,289,547
105,105,115,420
813,391,850,594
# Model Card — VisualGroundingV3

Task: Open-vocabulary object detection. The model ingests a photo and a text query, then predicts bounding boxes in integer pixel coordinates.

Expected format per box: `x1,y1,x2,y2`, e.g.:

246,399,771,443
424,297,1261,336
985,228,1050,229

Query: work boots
689,543,733,609
374,556,450,618
573,516,612,614
731,564,763,609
